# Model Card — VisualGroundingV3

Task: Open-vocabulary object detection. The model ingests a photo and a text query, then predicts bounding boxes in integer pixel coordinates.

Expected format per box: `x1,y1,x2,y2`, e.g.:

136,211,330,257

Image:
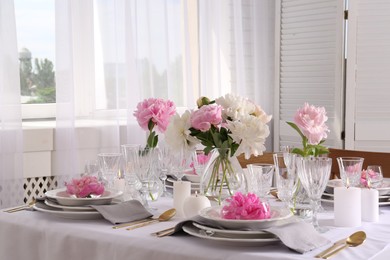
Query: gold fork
3,199,36,213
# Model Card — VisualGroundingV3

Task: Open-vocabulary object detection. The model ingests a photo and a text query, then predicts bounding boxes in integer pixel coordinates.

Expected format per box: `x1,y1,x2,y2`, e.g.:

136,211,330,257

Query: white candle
113,178,126,192
173,181,191,217
334,187,361,227
183,192,211,218
361,188,379,222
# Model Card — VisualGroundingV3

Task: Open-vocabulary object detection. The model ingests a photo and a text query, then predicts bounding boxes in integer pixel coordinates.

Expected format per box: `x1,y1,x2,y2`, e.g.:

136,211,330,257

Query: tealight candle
183,191,211,218
361,188,379,222
113,178,126,192
334,187,361,227
173,181,191,217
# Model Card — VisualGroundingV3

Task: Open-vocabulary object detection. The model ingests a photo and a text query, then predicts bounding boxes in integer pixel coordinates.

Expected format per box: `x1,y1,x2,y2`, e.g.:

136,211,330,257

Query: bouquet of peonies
165,93,271,203
221,192,271,220
287,103,330,157
133,98,176,148
65,176,105,198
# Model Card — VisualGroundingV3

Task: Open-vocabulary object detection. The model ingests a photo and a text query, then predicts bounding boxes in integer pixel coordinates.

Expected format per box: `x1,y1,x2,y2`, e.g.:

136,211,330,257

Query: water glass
366,165,383,188
247,163,274,199
97,153,122,189
158,145,175,197
297,157,332,232
337,157,364,187
121,144,142,197
170,148,195,181
273,152,297,208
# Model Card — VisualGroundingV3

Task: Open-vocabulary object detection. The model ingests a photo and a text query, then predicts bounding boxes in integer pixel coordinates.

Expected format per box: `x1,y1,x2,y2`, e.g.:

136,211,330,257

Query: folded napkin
91,200,153,224
169,215,330,254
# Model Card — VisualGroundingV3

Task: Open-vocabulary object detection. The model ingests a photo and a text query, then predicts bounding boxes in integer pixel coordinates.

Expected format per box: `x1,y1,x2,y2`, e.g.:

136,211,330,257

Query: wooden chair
236,153,275,168
328,148,390,179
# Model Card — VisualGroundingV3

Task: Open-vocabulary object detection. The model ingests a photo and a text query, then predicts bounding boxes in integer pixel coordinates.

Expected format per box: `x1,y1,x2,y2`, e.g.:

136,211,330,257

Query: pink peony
293,103,329,145
221,192,271,220
65,176,105,198
133,98,176,133
190,104,222,132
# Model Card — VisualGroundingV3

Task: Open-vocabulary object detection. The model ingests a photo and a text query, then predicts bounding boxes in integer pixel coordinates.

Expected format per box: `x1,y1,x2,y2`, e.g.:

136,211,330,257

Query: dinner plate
182,222,279,246
198,206,293,229
33,202,103,220
45,188,123,206
183,174,201,183
192,222,276,238
326,179,390,196
44,199,96,211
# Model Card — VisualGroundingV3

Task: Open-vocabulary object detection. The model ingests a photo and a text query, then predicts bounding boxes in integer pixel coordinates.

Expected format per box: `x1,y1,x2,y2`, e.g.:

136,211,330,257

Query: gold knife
112,218,153,229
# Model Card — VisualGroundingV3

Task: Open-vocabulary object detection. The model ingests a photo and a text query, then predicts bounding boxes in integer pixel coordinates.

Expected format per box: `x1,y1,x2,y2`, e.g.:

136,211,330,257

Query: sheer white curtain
54,0,276,179
0,0,24,208
198,0,275,150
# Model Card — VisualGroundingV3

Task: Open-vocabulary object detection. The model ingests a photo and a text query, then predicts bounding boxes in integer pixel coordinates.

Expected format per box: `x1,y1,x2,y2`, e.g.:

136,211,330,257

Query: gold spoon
126,208,176,231
315,231,363,258
4,199,36,213
322,231,366,259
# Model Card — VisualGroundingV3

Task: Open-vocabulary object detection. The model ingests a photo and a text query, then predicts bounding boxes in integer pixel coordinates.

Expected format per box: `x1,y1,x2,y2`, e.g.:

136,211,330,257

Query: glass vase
200,148,247,204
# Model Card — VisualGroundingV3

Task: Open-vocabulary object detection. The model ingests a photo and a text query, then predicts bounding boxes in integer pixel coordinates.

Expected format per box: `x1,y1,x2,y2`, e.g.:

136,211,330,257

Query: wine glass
297,157,332,232
273,152,297,208
337,157,364,187
97,153,122,189
247,163,274,199
158,145,174,197
366,165,383,188
170,148,195,181
121,144,142,198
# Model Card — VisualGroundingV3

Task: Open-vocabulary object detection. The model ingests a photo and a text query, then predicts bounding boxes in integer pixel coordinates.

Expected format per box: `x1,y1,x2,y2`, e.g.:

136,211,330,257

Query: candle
361,188,379,222
183,191,211,218
173,181,191,217
334,187,361,227
113,178,126,192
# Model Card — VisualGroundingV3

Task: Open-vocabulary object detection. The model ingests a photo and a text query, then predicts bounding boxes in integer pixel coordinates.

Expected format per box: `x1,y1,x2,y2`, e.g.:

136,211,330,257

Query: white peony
226,114,270,159
164,111,199,152
215,93,255,121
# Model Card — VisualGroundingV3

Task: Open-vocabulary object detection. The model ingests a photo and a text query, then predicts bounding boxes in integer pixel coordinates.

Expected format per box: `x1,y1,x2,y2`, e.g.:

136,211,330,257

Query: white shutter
274,0,345,150
346,0,390,152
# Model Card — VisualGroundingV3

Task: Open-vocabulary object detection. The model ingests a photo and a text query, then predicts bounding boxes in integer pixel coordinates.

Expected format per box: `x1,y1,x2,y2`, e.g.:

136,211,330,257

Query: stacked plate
322,179,390,206
181,206,293,246
166,174,201,193
33,188,123,220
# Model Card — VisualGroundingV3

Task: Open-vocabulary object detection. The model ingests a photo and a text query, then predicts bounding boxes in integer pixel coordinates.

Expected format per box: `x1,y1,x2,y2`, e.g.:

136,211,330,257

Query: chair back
236,153,274,168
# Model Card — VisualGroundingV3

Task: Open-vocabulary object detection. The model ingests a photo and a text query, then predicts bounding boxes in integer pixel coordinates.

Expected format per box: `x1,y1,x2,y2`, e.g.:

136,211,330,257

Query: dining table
1,194,390,260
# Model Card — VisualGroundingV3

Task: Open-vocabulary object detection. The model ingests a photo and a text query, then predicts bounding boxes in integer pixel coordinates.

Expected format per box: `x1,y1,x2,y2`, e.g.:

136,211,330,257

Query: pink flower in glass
293,103,329,145
190,104,222,132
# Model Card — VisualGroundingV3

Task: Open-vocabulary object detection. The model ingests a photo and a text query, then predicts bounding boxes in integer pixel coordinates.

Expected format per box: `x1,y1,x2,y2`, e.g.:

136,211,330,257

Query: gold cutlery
321,231,366,259
126,208,176,231
314,231,364,258
151,226,176,237
113,208,176,229
3,200,36,213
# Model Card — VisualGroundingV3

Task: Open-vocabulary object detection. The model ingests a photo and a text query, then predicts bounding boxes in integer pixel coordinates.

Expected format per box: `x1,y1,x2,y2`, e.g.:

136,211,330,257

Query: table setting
2,98,390,260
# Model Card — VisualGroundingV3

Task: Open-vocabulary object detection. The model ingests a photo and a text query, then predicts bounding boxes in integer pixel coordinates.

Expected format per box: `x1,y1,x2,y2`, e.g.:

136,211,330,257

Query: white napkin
91,200,153,224
169,216,330,254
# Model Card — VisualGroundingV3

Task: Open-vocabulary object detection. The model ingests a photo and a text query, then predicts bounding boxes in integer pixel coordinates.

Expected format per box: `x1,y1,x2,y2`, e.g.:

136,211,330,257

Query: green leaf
204,146,213,155
286,121,305,140
291,148,305,157
148,120,155,132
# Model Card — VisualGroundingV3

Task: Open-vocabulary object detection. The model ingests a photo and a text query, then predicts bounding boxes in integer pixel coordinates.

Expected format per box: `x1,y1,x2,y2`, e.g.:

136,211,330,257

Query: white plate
45,188,123,206
192,222,275,238
184,174,201,183
33,203,103,220
44,199,96,211
182,223,279,246
326,179,390,196
198,206,293,230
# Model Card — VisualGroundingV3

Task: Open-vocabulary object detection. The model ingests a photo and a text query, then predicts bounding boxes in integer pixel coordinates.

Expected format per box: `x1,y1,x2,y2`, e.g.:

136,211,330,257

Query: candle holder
336,157,364,187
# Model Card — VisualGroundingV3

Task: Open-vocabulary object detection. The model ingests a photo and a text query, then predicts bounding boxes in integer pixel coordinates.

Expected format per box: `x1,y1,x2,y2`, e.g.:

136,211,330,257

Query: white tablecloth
1,197,390,260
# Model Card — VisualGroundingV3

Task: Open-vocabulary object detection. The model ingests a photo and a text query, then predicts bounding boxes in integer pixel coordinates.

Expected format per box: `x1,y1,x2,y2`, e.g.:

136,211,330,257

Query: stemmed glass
97,153,122,189
132,147,158,210
296,157,332,232
158,145,175,197
247,163,274,199
121,144,142,198
170,148,195,181
273,152,297,208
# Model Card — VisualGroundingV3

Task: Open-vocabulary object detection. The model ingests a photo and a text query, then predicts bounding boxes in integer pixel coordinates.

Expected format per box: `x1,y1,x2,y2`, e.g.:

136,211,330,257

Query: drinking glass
121,144,142,197
158,145,175,197
247,163,274,199
273,152,297,208
337,157,364,187
297,157,332,232
366,165,384,188
170,148,195,181
97,153,122,189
